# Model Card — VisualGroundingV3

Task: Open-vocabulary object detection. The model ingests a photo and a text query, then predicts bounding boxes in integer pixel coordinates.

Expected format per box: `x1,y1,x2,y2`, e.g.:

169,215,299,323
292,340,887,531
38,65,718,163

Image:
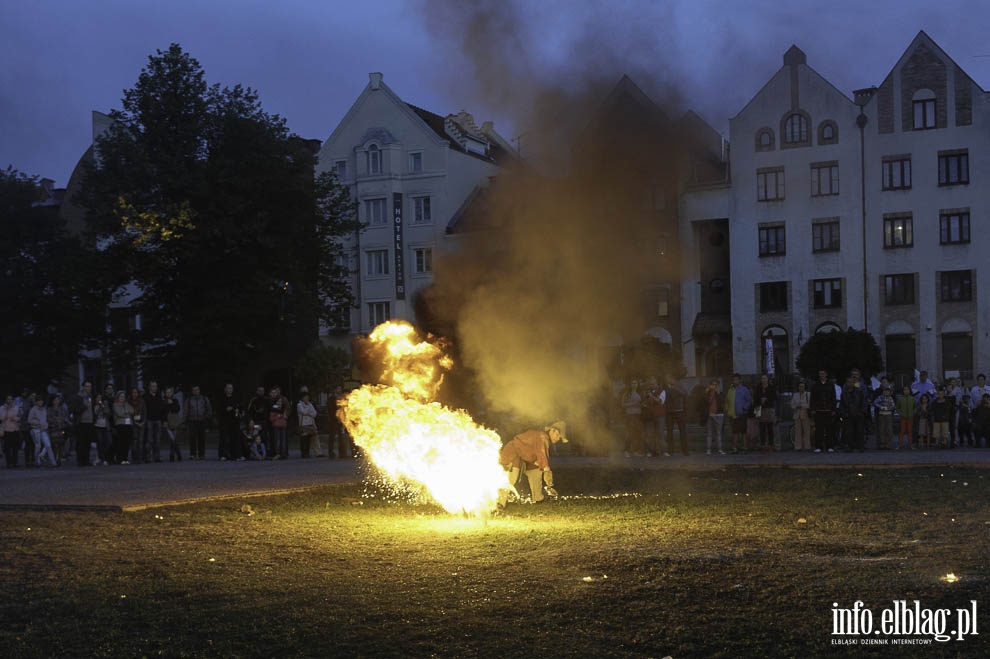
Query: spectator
974,394,990,448
93,393,112,466
930,388,952,449
246,386,271,456
754,374,777,453
872,386,896,450
129,388,146,463
163,387,182,462
894,385,916,450
956,394,974,449
183,385,213,460
664,380,689,456
916,393,932,449
970,374,990,406
838,376,867,452
112,390,135,464
70,380,96,467
912,370,936,403
702,379,725,455
143,381,166,463
640,377,665,457
47,395,70,465
268,387,291,459
726,373,752,454
216,383,241,461
620,380,644,457
2,395,22,467
296,391,321,458
810,370,836,453
790,380,812,451
28,396,58,467
246,422,266,460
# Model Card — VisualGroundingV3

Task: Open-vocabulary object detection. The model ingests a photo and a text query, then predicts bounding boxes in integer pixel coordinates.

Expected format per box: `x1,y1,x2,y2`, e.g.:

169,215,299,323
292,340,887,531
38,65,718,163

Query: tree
0,168,107,393
795,328,883,381
77,44,358,391
294,344,351,396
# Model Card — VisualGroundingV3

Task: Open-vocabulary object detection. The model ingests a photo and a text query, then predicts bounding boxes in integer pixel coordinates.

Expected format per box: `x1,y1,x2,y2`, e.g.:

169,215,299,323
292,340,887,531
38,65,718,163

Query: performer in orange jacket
498,421,568,507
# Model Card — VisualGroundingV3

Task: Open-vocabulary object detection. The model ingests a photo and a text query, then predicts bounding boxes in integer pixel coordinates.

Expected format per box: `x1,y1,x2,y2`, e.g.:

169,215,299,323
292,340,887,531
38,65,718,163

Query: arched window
782,112,809,145
912,89,936,130
756,127,775,151
818,120,838,145
815,322,841,334
367,144,382,174
761,325,790,375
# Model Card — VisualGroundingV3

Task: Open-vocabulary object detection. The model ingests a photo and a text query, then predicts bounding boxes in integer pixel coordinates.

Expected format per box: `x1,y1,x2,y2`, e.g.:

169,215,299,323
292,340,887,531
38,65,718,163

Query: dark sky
3,0,989,186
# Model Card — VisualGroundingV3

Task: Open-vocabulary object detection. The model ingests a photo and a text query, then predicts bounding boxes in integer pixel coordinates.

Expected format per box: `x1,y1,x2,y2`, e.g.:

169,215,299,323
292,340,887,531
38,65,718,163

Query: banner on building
393,193,405,300
765,337,775,375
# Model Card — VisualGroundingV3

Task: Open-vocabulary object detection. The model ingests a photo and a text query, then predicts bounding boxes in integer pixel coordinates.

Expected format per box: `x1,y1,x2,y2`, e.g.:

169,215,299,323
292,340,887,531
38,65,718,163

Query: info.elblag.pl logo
831,600,979,645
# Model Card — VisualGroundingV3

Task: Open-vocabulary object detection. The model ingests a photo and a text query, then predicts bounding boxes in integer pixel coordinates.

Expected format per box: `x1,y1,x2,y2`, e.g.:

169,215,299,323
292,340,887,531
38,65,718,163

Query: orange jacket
499,428,551,471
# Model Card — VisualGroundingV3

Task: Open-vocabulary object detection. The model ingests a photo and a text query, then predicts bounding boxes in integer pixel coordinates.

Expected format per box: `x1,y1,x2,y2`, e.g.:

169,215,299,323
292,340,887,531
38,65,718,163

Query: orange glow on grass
338,321,507,516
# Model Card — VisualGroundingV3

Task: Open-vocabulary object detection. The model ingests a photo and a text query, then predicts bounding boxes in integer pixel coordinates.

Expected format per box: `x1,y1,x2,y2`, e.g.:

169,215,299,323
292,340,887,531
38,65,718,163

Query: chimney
853,87,878,106
369,72,382,90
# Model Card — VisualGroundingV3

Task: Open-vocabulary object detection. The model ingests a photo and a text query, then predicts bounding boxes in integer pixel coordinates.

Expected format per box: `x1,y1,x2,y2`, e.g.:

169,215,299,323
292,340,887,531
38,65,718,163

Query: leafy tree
0,168,107,393
294,344,351,396
795,328,883,381
77,44,358,390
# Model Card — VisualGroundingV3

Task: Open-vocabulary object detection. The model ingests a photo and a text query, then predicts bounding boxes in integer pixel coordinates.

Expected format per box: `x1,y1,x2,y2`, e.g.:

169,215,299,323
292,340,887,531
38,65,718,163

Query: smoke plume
417,1,702,445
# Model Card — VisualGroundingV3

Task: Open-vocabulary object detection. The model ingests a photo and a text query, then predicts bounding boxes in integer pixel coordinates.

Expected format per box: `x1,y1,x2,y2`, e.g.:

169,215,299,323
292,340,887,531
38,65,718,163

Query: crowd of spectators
612,368,990,457
1,380,354,468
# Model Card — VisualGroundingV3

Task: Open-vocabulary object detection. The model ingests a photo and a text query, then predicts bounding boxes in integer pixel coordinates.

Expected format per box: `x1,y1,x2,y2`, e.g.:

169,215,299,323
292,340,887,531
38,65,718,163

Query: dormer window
756,128,775,152
913,89,936,130
783,112,809,145
367,145,381,174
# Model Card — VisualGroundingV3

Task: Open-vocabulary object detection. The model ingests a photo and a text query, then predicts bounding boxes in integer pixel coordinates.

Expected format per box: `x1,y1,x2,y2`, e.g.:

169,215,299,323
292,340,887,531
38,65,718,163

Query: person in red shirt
498,421,568,507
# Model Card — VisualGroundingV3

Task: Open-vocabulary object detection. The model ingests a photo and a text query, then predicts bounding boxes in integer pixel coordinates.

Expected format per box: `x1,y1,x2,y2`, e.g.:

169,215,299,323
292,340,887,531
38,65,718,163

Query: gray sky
3,0,989,186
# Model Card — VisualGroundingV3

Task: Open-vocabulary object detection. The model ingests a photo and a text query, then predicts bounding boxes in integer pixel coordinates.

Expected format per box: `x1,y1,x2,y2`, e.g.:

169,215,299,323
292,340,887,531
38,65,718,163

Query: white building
315,73,514,338
723,32,990,384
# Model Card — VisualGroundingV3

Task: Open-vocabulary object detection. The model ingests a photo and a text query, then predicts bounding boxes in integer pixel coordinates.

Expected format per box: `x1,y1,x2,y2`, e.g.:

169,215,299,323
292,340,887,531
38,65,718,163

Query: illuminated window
883,213,913,248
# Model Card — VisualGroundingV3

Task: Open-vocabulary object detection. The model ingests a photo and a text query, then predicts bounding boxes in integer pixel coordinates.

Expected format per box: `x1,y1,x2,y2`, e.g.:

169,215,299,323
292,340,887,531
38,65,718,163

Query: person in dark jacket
839,376,868,452
810,369,837,453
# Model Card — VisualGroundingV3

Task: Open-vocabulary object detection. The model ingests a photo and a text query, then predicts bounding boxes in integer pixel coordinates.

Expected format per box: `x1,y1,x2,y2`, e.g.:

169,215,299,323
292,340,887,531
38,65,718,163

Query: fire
337,321,507,516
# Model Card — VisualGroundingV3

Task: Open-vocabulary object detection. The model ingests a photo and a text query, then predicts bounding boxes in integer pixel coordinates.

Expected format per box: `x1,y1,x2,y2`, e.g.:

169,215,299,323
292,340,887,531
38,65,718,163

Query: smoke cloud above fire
416,1,701,441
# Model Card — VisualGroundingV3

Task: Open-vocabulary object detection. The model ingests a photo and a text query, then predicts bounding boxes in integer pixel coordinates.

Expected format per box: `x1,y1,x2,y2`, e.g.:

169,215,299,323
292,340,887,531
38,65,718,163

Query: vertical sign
393,193,405,300
765,337,775,375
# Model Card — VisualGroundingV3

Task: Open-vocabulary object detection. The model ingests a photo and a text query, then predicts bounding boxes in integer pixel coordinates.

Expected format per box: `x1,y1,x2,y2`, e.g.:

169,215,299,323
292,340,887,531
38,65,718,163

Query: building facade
315,73,513,339
721,32,990,384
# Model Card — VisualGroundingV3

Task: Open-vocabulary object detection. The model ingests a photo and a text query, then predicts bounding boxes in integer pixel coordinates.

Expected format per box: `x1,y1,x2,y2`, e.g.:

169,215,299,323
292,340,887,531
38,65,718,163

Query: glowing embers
338,321,507,516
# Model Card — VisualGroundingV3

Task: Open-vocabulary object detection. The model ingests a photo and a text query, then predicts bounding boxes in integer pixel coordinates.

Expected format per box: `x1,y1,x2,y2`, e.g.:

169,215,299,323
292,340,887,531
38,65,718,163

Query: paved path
1,449,987,510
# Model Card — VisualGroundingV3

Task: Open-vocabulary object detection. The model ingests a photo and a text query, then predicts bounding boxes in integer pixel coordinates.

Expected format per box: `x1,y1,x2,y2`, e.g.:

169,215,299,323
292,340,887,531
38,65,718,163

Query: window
816,322,842,334
364,198,387,226
756,128,774,151
941,270,972,302
762,325,790,374
758,225,785,256
883,274,915,305
810,162,839,196
413,247,433,274
757,167,785,201
813,279,842,309
368,301,390,328
883,213,913,248
818,121,837,145
333,160,347,180
812,220,840,252
783,113,808,144
365,249,389,277
912,90,936,130
367,145,381,174
940,210,970,244
882,156,911,190
759,282,788,312
413,196,432,224
938,150,969,186
409,152,423,173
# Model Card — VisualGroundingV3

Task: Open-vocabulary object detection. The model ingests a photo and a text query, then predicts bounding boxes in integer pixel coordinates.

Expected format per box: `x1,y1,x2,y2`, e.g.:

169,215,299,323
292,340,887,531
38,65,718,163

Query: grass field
0,465,987,658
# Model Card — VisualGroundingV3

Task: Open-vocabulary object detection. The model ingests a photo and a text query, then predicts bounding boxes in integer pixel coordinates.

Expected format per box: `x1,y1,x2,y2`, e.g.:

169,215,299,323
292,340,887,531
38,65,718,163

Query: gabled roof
877,30,986,94
731,45,856,121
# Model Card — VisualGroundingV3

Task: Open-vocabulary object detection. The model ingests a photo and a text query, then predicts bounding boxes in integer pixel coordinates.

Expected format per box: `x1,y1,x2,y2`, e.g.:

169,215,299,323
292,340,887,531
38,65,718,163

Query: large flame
337,321,507,516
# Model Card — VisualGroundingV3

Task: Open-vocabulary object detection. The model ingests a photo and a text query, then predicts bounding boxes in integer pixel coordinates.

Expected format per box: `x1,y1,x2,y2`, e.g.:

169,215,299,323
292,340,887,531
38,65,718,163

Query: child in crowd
895,385,915,450
916,393,932,449
872,386,896,449
245,422,266,460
